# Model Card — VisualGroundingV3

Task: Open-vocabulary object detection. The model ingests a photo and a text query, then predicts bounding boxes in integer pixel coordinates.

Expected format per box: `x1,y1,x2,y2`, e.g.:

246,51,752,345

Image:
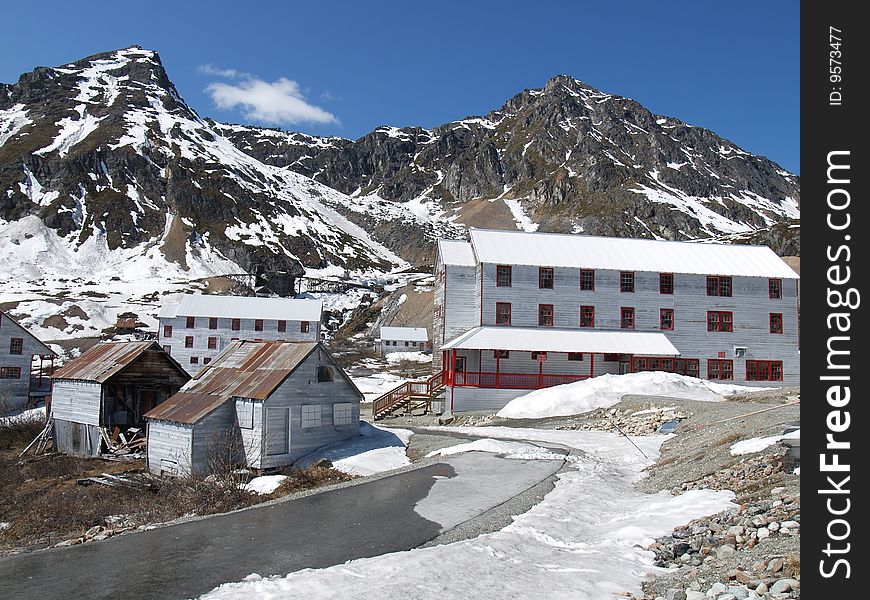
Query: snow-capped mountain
218,75,799,250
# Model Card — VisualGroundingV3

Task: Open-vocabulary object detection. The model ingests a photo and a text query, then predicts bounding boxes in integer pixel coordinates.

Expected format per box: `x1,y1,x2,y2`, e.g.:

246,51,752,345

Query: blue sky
1,1,800,173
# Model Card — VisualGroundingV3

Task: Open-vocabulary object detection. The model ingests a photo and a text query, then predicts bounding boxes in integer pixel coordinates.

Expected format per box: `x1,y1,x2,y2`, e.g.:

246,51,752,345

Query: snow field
294,422,412,476
497,371,771,419
729,429,800,456
425,438,563,461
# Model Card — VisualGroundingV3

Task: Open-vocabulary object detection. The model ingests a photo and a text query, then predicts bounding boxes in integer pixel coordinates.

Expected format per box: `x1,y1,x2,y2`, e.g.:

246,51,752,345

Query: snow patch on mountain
0,104,32,147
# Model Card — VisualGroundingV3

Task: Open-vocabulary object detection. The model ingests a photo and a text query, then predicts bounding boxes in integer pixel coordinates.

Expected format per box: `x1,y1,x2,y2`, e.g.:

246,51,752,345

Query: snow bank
200,427,735,600
0,404,47,424
426,439,563,461
351,372,410,401
385,351,429,364
294,422,412,476
497,371,769,419
243,475,288,495
730,429,800,456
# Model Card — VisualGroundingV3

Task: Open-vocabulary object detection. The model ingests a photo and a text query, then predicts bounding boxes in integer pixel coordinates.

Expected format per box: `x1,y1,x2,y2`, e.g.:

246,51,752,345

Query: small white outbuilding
378,327,429,355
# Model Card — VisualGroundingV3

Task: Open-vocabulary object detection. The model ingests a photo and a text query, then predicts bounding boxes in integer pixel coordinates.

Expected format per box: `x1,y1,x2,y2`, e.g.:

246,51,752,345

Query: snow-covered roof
380,326,429,342
438,239,476,267
467,229,799,279
441,326,680,355
158,294,323,321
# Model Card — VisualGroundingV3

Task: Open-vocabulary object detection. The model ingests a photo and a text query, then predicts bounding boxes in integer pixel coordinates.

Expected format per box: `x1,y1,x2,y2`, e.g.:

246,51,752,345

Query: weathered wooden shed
144,340,362,476
50,341,190,457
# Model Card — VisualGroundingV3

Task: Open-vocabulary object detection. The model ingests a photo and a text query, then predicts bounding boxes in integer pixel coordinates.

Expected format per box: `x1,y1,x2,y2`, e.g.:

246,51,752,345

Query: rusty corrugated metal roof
146,340,322,424
52,341,162,383
143,392,230,425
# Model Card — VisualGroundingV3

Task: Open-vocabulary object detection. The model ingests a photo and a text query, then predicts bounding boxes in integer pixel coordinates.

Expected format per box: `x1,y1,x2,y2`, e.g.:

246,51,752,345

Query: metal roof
466,229,799,279
158,294,323,321
51,341,177,383
441,326,680,355
145,340,360,424
437,239,476,267
379,327,429,342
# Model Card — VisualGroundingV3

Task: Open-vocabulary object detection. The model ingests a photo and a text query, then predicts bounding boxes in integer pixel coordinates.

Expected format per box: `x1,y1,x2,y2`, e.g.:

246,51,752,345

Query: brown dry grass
272,464,356,496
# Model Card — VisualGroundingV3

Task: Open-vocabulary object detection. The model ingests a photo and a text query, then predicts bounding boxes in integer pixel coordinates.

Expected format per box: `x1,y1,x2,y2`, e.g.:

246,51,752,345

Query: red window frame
707,359,734,380
231,318,241,331
538,304,554,327
184,336,194,348
495,302,512,325
531,351,548,361
746,360,784,381
620,271,635,293
770,313,783,334
163,325,173,338
659,273,674,294
620,307,635,329
496,265,512,287
494,350,510,359
707,311,733,332
207,337,217,349
186,316,195,328
580,305,595,328
769,278,782,299
539,267,554,289
568,352,584,361
9,338,23,355
660,308,674,331
209,317,218,330
278,320,287,333
580,269,595,291
706,275,733,297
301,321,310,333
254,319,264,332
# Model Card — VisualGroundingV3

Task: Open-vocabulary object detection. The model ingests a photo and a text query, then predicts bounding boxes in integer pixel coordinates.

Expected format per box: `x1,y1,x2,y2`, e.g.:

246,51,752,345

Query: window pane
496,265,512,287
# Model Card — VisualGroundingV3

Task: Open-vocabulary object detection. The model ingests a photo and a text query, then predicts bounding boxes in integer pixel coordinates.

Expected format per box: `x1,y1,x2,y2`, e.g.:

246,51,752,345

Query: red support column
590,353,595,378
496,352,500,389
538,359,543,388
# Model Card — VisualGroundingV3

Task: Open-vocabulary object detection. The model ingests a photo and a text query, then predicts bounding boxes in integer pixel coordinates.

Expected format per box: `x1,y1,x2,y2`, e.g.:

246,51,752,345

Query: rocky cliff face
217,75,800,254
0,47,405,283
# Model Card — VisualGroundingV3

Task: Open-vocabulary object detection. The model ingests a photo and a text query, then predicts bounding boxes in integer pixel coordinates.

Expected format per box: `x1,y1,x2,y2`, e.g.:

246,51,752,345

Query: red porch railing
450,371,589,389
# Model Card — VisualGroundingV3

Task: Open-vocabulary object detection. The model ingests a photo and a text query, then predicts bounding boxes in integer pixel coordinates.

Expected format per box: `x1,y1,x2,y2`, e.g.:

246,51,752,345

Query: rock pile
558,404,691,435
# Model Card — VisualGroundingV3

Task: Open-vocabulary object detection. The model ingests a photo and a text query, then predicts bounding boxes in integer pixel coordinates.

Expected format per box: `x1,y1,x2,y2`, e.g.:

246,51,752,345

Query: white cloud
201,65,338,127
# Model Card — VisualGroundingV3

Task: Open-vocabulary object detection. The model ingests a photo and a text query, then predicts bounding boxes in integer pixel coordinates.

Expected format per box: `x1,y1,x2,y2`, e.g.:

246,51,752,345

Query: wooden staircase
372,371,445,420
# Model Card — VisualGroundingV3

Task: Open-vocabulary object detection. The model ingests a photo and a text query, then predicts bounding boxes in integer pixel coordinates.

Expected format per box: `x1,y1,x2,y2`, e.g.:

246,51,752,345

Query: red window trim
620,307,635,329
746,360,784,381
538,304,554,327
278,320,287,332
208,317,218,329
254,319,264,332
496,264,512,287
659,272,674,294
538,267,554,289
493,350,510,359
707,311,733,332
769,278,782,299
207,337,217,349
301,321,310,333
707,359,734,380
580,305,595,328
184,336,194,348
163,325,173,338
580,269,595,291
706,275,733,297
186,316,195,328
770,313,783,334
495,302,512,326
660,308,674,331
620,271,635,293
231,318,241,331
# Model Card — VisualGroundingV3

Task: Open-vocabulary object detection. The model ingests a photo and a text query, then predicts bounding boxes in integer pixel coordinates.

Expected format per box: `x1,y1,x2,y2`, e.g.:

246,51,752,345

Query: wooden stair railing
372,371,445,419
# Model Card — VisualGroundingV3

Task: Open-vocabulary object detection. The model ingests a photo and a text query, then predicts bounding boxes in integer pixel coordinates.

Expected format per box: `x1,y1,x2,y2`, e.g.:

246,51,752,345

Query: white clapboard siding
158,316,320,375
433,259,479,371
147,420,193,475
1,314,51,408
189,400,238,474
50,380,102,425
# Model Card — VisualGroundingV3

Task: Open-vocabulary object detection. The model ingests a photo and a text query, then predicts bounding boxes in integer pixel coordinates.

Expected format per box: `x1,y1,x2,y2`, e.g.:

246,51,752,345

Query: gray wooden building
50,341,190,456
434,229,800,411
144,340,362,476
378,327,430,354
157,294,323,376
0,310,56,412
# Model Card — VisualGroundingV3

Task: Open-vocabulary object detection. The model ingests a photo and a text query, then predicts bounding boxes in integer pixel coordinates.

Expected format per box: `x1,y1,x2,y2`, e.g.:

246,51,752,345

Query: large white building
434,229,800,411
157,294,323,375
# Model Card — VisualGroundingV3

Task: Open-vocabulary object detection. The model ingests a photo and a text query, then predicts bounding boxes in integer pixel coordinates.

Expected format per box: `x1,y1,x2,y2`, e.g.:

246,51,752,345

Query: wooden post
496,351,500,389
590,353,595,378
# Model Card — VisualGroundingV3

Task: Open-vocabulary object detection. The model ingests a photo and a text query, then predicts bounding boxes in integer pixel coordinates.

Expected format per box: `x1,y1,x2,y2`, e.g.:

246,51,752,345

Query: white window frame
301,405,322,429
333,403,354,426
